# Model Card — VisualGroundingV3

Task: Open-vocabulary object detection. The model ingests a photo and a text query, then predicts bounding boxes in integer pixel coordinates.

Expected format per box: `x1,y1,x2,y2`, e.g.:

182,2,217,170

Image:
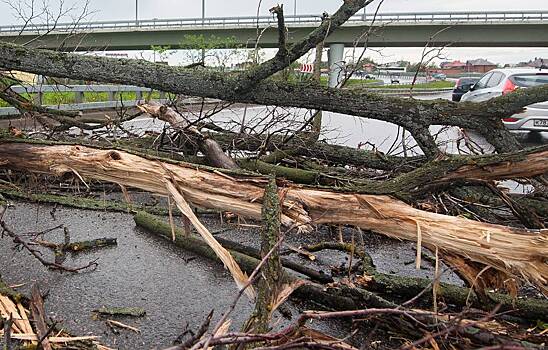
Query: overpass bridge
0,11,547,51
2,10,547,87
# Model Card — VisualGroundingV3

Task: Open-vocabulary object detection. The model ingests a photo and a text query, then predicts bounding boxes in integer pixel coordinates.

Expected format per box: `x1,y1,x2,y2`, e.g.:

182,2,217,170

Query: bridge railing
0,10,546,34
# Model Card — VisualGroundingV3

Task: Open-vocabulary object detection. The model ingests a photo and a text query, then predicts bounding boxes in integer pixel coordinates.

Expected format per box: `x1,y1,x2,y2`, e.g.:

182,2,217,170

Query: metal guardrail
0,84,222,117
0,10,546,35
0,100,144,117
0,84,161,117
10,84,153,93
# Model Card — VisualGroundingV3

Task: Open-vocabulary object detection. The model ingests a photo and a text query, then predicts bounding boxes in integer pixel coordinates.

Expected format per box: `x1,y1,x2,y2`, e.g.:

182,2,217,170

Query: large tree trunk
0,141,546,294
2,42,548,155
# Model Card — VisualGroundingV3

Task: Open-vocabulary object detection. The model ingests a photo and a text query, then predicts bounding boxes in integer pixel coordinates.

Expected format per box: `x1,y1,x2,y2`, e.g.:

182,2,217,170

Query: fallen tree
0,0,547,346
0,141,546,295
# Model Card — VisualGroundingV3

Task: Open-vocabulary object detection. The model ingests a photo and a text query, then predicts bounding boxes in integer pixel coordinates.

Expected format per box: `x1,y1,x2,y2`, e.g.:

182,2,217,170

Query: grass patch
42,91,75,105
319,76,381,87
374,80,454,89
84,92,109,102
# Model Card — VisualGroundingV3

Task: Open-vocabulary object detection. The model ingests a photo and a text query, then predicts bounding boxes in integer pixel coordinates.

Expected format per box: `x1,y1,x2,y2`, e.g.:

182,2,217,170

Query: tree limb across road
1,41,547,156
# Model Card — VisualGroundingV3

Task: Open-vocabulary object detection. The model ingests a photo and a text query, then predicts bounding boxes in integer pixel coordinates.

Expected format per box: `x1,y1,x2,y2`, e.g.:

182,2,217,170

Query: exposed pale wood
165,180,255,300
0,295,23,334
137,102,239,169
16,303,32,336
0,142,546,294
106,319,141,333
0,332,99,342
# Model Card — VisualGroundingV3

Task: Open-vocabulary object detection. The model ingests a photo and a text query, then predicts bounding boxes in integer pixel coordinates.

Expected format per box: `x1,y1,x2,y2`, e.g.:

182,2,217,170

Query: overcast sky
1,0,547,64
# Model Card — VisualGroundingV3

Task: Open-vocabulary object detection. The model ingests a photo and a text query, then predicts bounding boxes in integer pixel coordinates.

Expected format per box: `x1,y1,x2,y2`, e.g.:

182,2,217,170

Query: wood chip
106,319,141,333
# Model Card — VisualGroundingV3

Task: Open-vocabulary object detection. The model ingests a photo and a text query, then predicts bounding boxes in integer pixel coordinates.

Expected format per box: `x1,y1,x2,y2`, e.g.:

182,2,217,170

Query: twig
1,221,98,272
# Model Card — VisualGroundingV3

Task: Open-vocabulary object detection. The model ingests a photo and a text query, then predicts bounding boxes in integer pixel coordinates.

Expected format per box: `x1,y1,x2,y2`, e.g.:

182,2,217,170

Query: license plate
533,119,548,127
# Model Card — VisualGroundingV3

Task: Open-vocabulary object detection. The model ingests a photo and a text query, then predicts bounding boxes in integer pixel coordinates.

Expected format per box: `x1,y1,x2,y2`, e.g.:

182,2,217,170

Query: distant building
362,63,376,73
517,57,548,69
466,59,497,73
440,60,466,75
379,60,409,69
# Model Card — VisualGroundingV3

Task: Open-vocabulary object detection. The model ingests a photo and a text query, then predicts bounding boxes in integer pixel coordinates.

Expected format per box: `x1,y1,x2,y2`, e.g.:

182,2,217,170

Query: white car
461,68,548,131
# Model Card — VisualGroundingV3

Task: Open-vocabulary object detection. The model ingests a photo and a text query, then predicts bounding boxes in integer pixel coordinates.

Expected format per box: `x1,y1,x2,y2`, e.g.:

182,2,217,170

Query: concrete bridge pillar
328,43,345,88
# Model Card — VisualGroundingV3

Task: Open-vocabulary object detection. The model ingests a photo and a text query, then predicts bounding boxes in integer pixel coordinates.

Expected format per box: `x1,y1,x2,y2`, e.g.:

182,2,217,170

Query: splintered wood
0,294,35,346
0,143,546,295
0,291,106,348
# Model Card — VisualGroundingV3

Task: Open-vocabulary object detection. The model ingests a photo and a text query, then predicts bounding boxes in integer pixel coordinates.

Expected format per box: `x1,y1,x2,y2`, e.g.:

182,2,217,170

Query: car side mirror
468,84,476,91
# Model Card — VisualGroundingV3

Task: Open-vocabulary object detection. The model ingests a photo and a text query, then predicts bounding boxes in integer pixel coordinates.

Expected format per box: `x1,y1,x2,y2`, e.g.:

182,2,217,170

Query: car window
473,73,493,90
458,78,478,88
486,72,505,88
510,74,548,87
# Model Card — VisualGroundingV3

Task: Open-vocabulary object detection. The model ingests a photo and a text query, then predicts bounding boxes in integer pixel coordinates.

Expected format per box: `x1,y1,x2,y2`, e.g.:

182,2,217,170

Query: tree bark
243,177,282,334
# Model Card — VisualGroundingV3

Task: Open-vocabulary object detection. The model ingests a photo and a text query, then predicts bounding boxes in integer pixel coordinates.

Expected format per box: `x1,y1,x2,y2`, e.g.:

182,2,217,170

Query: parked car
452,77,479,102
461,68,548,131
389,74,400,84
432,73,447,81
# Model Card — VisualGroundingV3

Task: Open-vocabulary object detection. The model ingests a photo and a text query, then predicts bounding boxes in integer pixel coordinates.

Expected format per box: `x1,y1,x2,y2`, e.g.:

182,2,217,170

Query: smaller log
237,159,320,184
65,238,117,252
137,102,239,169
30,285,52,350
133,212,548,322
215,237,333,283
36,238,117,252
93,307,146,318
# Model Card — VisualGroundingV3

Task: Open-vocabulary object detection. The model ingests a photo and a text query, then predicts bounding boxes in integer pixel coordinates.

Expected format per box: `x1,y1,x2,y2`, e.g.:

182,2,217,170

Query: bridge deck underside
1,23,548,50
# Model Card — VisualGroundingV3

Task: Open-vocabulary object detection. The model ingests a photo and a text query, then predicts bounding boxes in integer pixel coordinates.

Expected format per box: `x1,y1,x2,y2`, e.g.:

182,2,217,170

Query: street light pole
294,0,296,17
201,0,205,63
135,0,138,24
202,0,205,22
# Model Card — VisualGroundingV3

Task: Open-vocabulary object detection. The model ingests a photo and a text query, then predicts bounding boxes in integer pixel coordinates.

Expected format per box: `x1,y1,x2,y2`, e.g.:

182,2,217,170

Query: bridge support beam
328,43,345,88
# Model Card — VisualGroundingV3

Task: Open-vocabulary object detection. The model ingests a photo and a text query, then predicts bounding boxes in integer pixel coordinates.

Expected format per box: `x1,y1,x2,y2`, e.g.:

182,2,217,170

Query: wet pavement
0,200,461,349
0,202,256,349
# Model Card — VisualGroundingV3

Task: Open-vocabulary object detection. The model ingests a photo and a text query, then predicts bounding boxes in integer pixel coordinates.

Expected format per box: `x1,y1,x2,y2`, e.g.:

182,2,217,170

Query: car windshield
510,73,548,87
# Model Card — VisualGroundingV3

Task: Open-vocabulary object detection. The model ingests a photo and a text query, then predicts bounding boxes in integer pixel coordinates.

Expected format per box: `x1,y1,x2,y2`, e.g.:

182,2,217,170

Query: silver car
461,68,548,131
